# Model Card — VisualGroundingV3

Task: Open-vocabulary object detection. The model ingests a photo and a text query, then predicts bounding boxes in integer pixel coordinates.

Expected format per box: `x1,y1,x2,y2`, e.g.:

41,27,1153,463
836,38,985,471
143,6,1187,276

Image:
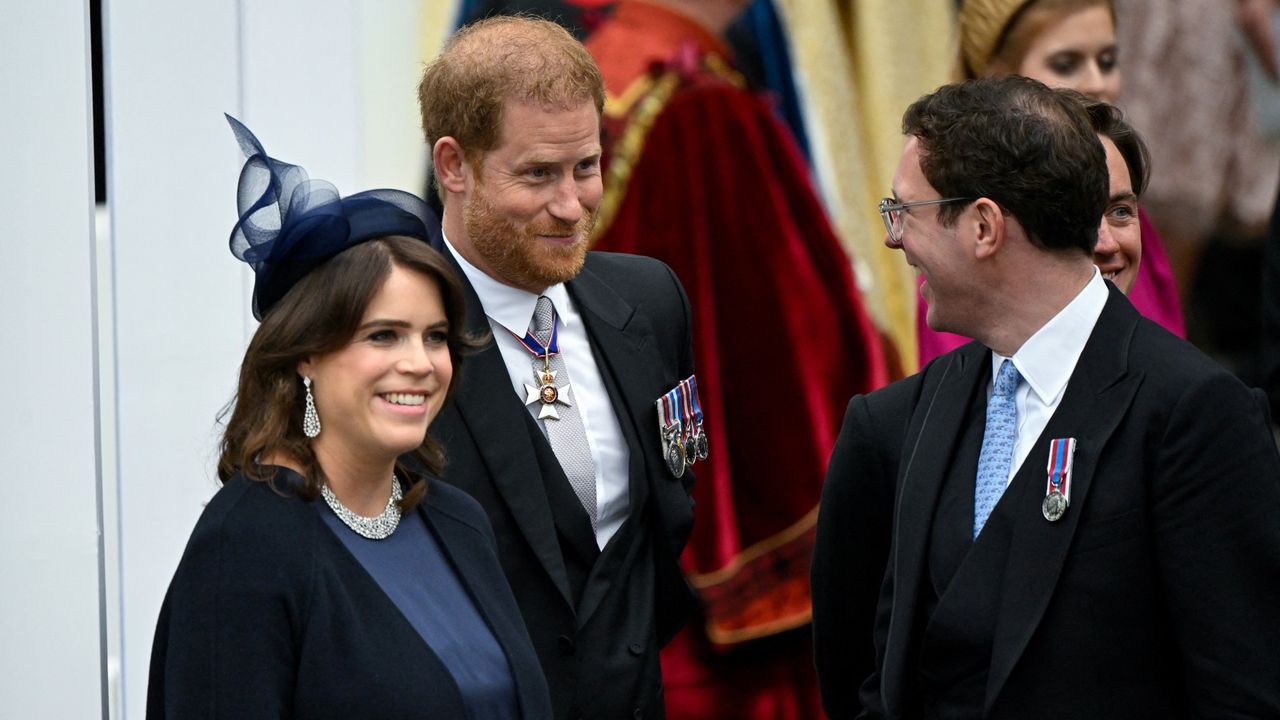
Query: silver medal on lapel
1042,491,1067,522
1042,437,1076,522
665,427,687,478
657,388,687,478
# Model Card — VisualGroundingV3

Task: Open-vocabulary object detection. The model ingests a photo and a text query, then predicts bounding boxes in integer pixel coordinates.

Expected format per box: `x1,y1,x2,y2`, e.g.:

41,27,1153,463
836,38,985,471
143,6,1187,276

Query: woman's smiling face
1092,134,1141,292
300,264,454,467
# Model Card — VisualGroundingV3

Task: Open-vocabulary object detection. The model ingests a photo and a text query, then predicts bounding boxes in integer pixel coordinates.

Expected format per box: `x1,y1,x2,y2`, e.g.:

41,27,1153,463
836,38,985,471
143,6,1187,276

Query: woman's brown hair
217,236,482,510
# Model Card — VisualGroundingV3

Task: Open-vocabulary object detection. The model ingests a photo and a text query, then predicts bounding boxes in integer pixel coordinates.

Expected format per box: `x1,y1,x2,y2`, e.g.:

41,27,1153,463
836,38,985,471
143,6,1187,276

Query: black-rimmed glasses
878,197,973,243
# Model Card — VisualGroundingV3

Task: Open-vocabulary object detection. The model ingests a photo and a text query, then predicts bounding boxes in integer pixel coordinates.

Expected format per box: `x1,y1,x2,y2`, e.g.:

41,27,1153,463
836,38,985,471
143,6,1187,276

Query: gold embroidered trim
604,73,657,118
688,505,818,588
692,506,819,644
593,71,682,241
707,606,813,645
702,53,745,89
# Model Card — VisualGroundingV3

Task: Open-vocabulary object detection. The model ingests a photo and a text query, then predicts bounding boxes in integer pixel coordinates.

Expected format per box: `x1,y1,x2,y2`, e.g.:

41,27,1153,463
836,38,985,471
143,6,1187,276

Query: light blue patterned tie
973,360,1022,539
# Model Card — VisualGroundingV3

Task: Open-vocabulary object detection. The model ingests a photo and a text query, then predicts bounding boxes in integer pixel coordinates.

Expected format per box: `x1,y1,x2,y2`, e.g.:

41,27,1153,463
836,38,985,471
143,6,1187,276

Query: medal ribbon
677,378,696,439
508,311,560,359
687,375,704,427
659,389,682,436
1044,437,1074,503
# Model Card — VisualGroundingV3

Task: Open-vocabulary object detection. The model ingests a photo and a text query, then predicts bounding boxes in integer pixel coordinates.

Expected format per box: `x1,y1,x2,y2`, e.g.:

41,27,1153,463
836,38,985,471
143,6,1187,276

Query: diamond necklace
320,475,403,540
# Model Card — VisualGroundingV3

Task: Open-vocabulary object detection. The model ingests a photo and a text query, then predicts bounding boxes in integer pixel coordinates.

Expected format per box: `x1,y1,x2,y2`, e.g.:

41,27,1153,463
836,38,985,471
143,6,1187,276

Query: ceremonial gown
586,2,887,717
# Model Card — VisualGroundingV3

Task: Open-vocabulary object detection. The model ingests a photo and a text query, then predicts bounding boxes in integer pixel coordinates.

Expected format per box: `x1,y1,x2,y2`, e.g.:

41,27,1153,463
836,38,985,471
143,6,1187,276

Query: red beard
463,183,596,292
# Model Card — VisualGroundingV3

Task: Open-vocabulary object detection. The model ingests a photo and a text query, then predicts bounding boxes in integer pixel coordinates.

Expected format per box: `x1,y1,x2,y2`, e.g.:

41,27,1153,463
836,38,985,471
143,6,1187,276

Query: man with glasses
811,76,1280,719
878,197,973,245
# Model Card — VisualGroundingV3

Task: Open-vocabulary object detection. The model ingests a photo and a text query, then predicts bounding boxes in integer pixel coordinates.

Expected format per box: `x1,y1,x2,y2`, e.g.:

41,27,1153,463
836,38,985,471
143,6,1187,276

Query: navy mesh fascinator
225,114,436,319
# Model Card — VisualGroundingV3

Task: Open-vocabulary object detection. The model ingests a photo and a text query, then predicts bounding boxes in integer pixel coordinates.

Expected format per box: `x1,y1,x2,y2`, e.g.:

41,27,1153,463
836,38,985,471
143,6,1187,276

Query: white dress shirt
443,231,631,549
991,268,1108,485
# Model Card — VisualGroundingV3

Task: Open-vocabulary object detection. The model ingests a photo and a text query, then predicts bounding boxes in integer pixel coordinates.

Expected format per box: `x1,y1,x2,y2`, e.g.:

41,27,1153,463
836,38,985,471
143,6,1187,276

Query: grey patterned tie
527,296,598,531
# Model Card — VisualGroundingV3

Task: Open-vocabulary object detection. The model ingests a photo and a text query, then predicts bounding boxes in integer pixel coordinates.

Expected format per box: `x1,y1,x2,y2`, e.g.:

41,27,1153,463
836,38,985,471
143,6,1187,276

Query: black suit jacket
425,229,697,720
813,286,1280,719
147,471,550,719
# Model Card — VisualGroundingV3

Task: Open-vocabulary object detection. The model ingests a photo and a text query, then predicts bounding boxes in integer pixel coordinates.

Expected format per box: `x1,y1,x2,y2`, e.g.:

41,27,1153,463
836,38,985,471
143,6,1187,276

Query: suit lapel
565,264,659,627
882,344,989,715
566,263,651,511
984,290,1144,712
442,246,575,609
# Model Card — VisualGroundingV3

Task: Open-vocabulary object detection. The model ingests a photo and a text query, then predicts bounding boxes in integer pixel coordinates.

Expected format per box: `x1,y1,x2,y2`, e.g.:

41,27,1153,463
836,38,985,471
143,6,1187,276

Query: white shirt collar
993,267,1108,405
441,228,574,336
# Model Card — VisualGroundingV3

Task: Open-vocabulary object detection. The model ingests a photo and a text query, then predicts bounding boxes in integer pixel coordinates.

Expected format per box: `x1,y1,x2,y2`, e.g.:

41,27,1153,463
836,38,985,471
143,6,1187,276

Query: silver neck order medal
321,475,403,540
520,323,573,421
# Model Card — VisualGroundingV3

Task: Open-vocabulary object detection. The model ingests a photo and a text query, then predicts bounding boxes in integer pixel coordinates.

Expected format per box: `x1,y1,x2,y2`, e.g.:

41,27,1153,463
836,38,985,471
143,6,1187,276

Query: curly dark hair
217,236,484,511
902,75,1108,255
1083,96,1150,197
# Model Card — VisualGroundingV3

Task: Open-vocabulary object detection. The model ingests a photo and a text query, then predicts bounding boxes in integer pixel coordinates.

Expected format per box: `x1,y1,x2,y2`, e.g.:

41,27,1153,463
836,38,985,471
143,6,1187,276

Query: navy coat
147,470,552,719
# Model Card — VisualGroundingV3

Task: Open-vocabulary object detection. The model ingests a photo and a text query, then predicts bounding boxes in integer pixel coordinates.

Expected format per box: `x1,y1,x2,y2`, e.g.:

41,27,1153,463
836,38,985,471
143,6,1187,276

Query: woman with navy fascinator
146,116,551,719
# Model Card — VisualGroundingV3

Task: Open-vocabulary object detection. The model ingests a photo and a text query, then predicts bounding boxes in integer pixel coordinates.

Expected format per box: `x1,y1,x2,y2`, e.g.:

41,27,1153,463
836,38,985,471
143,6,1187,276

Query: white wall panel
103,1,245,717
0,0,105,717
359,0,429,194
240,1,361,195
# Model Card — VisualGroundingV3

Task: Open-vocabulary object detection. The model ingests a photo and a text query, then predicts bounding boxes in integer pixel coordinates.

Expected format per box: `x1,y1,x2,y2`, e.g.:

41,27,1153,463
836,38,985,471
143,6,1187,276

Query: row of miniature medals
656,376,707,478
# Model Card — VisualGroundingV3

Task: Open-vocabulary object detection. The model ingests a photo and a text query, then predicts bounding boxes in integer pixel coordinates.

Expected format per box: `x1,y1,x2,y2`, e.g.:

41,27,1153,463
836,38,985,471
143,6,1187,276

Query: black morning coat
147,470,552,719
421,223,699,720
813,284,1280,719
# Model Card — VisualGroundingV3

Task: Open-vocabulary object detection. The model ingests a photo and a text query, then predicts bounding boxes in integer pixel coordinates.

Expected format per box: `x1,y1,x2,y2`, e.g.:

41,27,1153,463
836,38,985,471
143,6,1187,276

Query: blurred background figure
1116,0,1279,299
1115,0,1280,390
920,0,1185,366
1241,0,1280,430
584,2,887,719
768,0,955,372
1263,179,1280,425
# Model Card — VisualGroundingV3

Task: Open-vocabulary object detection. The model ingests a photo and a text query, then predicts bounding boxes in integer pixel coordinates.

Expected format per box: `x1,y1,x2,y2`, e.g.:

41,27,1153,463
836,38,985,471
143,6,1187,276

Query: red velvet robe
586,3,887,717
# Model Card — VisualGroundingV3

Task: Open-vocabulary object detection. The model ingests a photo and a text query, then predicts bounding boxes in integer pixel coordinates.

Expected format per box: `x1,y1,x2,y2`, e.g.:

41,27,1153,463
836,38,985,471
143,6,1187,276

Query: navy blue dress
320,498,519,719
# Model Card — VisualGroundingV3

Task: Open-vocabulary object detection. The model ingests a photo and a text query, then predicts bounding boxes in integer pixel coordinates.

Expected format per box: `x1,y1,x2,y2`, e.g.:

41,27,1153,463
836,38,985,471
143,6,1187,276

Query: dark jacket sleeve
812,396,888,719
813,372,921,720
147,481,310,719
1148,364,1280,713
649,257,700,646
